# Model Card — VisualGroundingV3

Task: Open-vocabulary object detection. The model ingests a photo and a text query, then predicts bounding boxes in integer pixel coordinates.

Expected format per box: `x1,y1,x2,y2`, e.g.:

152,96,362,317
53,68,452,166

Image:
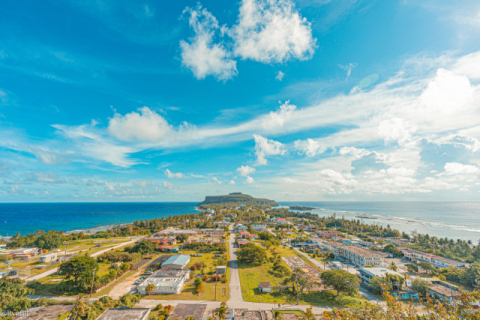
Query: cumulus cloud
26,172,65,183
245,176,255,184
237,165,256,176
180,5,237,81
378,117,415,146
164,169,185,179
262,101,296,131
253,134,286,165
443,162,480,175
294,138,325,157
229,180,236,185
229,0,316,63
212,177,222,184
108,107,173,142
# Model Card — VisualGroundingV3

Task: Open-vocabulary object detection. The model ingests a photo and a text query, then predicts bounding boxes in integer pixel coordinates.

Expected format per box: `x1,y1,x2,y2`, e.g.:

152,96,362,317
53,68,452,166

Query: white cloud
294,138,325,157
262,101,296,131
339,147,371,159
443,162,480,175
26,172,65,183
164,169,185,179
236,165,256,176
229,0,316,63
229,180,236,185
378,117,415,146
253,134,286,165
212,177,222,184
180,5,237,81
276,71,285,81
245,176,255,184
108,107,173,142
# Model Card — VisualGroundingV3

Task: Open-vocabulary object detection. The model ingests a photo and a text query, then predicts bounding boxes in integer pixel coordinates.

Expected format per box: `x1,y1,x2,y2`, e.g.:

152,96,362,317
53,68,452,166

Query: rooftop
14,305,74,320
168,304,207,320
429,284,459,297
163,254,190,266
96,307,150,320
152,266,189,278
259,282,272,288
359,267,403,278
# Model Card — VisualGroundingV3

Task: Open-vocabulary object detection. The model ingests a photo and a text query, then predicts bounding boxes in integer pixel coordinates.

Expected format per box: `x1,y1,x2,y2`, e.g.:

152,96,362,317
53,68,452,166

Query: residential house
276,218,287,224
316,231,339,239
15,305,74,320
251,223,267,231
258,282,272,293
266,217,276,223
234,224,248,233
430,256,467,269
427,284,459,304
167,304,207,320
39,253,57,263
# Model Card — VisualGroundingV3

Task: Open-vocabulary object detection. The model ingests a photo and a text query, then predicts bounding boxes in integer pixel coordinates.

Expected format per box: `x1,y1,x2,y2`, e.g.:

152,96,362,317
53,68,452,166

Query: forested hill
199,194,277,207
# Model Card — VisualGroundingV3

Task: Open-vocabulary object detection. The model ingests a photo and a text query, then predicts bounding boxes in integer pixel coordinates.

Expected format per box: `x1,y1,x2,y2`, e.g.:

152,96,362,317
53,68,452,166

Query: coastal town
1,193,479,319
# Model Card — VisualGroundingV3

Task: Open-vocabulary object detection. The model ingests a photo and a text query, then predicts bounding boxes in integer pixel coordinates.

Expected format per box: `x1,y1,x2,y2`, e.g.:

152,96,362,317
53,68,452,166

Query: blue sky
1,0,480,202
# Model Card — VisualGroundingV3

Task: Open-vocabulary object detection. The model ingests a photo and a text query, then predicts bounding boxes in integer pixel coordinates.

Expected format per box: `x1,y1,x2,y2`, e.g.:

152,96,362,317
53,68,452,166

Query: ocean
0,202,200,237
1,201,479,243
279,202,480,243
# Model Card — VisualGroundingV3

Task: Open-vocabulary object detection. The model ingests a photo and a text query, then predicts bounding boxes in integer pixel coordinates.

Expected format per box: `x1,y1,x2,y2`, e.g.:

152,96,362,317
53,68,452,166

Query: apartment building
316,231,339,239
334,245,384,267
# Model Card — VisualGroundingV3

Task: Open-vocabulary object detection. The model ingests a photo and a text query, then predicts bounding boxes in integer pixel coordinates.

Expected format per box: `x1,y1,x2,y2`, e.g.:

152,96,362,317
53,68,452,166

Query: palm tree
388,261,398,272
72,294,90,320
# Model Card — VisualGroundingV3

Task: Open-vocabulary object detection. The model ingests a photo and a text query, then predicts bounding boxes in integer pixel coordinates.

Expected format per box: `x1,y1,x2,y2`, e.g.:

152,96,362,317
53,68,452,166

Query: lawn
238,241,364,307
142,247,230,301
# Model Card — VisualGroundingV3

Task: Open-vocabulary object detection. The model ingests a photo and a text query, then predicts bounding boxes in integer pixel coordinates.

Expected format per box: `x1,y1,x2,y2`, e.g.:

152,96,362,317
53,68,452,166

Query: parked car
144,271,153,275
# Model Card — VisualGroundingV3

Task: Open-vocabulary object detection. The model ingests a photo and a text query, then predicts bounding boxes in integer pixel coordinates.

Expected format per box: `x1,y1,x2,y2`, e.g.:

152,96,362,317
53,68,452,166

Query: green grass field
238,241,364,307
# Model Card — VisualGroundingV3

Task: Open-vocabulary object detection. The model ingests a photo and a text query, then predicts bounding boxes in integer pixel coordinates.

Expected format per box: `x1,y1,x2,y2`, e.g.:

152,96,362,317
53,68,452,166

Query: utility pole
215,272,218,301
90,268,96,298
295,272,299,305
64,241,70,261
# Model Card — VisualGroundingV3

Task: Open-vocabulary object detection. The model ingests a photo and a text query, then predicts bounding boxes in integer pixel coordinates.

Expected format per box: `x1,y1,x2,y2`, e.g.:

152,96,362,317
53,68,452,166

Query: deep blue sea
0,202,200,237
279,202,480,243
1,201,479,243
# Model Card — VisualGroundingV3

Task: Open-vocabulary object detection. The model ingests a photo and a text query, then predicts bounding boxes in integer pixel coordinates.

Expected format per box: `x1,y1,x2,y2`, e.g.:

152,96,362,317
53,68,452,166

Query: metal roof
163,254,190,266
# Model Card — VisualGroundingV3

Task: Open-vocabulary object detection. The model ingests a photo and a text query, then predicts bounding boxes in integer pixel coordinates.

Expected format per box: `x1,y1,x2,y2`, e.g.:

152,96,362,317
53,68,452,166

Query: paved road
26,238,140,282
228,225,244,303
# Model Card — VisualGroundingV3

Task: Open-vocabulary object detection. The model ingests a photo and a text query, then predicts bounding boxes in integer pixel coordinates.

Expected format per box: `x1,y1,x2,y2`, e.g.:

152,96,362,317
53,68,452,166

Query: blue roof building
162,254,190,269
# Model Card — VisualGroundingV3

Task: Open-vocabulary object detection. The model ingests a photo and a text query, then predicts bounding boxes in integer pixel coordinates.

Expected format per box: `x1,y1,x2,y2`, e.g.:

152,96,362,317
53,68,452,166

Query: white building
39,253,57,263
251,223,267,231
137,267,190,295
358,267,404,284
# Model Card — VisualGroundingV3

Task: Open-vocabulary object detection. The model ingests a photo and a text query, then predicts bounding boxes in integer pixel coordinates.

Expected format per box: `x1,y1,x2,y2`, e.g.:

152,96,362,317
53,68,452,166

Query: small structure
237,240,248,246
216,266,227,274
137,267,190,295
391,289,420,300
276,218,287,224
14,305,74,320
96,306,151,320
39,253,57,263
168,303,207,320
251,223,267,231
258,282,272,293
156,246,179,253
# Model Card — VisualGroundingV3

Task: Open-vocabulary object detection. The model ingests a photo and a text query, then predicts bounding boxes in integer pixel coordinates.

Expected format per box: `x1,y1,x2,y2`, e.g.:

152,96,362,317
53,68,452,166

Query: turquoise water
279,202,480,243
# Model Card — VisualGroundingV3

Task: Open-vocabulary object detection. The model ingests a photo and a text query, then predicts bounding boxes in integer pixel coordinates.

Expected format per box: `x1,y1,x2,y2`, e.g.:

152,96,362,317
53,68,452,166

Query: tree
405,263,418,274
176,234,189,243
215,302,228,320
35,231,64,250
369,276,385,295
383,244,402,257
72,294,90,320
299,307,316,320
195,283,205,293
59,256,98,292
128,240,155,255
459,262,480,286
146,283,155,295
418,262,434,275
120,262,130,272
320,269,360,297
237,243,267,264
438,274,446,281
387,261,398,272
411,278,430,296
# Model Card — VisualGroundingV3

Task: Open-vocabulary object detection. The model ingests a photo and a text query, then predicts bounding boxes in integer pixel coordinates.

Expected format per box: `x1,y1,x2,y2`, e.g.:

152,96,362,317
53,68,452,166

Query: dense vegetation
198,193,277,208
